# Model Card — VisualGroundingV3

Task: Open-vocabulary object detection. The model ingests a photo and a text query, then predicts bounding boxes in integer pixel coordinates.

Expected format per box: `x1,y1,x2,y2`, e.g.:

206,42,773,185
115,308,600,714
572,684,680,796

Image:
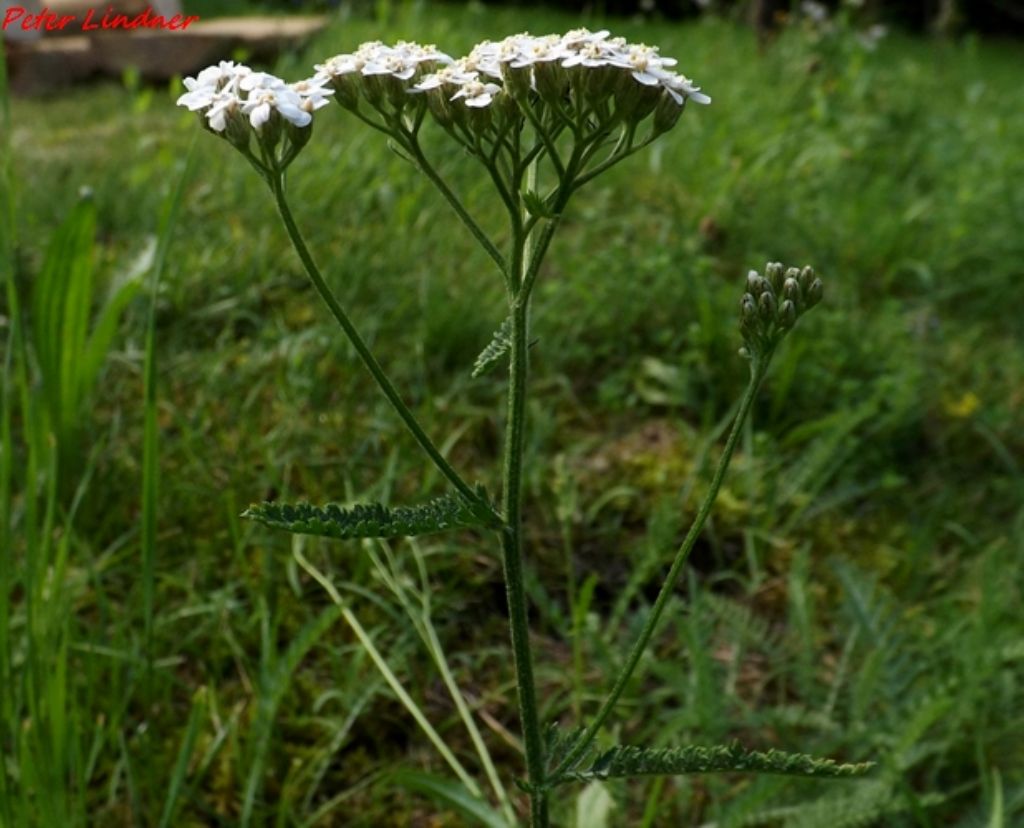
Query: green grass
2,3,1024,824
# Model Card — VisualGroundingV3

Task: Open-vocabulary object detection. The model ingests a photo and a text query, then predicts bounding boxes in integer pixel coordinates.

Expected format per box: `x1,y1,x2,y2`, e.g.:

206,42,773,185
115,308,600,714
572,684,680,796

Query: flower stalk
269,173,497,525
170,29,841,828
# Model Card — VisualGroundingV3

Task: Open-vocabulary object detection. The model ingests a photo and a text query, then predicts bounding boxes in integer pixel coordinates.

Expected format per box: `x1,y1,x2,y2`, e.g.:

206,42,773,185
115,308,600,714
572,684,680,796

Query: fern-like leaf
243,489,498,540
472,316,512,378
544,723,588,774
550,741,872,786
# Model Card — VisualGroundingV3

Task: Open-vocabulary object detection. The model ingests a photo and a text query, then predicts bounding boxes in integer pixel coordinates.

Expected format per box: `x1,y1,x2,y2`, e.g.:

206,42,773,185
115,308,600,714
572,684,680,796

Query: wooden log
7,15,328,92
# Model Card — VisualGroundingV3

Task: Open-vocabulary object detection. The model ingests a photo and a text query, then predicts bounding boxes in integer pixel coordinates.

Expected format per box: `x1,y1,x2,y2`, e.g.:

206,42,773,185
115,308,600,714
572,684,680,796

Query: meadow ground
2,3,1023,825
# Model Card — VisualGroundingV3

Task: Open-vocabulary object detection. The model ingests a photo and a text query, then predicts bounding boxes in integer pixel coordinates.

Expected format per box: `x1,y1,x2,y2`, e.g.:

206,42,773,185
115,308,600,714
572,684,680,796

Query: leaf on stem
522,189,557,220
244,490,496,540
550,741,873,786
472,315,513,378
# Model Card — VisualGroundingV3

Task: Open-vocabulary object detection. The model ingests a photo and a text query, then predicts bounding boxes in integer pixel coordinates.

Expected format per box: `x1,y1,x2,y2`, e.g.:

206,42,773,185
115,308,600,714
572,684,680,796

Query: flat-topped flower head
178,62,330,170
316,40,452,113
240,74,312,129
306,27,711,140
177,61,252,120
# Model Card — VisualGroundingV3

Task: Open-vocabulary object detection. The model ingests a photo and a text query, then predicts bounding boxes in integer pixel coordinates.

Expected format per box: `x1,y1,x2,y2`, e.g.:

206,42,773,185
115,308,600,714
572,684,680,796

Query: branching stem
270,175,496,522
549,356,771,782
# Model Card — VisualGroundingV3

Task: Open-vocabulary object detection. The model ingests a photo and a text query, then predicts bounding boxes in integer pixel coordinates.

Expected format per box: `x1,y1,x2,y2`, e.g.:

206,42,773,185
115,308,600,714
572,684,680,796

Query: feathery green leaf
243,489,498,540
550,741,873,786
472,316,513,378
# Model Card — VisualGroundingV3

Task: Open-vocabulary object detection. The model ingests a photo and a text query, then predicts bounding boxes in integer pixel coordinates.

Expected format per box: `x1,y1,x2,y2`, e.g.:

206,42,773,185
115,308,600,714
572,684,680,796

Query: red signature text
2,5,201,32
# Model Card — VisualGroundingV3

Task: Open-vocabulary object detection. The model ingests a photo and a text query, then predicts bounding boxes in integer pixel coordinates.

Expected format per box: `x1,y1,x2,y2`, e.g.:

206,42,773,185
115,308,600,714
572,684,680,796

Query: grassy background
3,2,1024,824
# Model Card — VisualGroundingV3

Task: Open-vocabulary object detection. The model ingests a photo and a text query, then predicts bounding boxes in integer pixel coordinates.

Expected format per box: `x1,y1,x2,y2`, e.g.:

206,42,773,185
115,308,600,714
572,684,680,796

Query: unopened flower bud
746,270,761,293
765,262,785,292
799,265,815,292
652,93,684,135
329,74,361,110
223,108,251,151
779,299,797,329
423,87,454,128
758,291,776,321
500,62,532,99
496,90,521,123
784,266,800,284
741,293,758,320
806,278,823,307
585,64,619,108
783,277,802,308
534,61,568,106
286,120,312,155
255,111,283,155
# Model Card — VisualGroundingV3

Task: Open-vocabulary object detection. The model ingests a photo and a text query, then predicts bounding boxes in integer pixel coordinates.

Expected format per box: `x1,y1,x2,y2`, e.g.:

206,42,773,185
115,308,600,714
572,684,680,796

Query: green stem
501,233,549,825
404,134,509,279
550,356,770,782
270,175,495,521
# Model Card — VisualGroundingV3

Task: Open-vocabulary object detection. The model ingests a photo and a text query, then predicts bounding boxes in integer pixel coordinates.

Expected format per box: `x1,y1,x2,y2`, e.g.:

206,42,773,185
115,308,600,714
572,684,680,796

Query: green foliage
472,315,513,377
4,4,1024,826
28,193,143,480
389,770,510,828
551,741,872,785
243,487,498,540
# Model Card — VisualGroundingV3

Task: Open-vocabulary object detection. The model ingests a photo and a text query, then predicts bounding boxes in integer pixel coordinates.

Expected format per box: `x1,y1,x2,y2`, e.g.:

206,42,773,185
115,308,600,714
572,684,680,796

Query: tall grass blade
141,137,196,688
390,770,511,828
0,34,14,824
241,605,344,828
158,688,208,828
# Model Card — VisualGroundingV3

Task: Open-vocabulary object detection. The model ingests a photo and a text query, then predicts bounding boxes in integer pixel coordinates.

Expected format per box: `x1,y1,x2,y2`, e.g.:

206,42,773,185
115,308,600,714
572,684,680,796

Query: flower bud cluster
739,263,823,359
176,61,332,170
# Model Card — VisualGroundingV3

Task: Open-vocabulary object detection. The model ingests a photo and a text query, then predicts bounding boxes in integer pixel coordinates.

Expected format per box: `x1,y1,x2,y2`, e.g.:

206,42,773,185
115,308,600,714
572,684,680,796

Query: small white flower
315,53,366,81
660,73,711,105
291,76,335,114
561,39,622,69
451,80,502,108
464,40,504,79
239,71,288,93
560,28,611,49
177,61,252,111
508,33,567,68
242,85,310,129
205,90,242,132
415,63,480,91
609,44,678,86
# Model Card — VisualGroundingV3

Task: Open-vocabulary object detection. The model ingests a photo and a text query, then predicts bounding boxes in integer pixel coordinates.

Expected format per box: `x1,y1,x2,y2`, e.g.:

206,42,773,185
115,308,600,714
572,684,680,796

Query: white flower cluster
314,41,453,109
429,29,711,107
178,30,709,166
177,60,333,133
314,28,709,118
316,40,453,86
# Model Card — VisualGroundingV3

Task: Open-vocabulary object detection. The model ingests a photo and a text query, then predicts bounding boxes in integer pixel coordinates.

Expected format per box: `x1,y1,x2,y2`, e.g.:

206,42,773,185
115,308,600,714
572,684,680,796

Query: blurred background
2,0,1022,825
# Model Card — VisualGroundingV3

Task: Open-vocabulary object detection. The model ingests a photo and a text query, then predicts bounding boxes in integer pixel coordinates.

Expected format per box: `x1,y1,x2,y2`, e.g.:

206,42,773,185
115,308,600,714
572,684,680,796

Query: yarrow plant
179,27,869,826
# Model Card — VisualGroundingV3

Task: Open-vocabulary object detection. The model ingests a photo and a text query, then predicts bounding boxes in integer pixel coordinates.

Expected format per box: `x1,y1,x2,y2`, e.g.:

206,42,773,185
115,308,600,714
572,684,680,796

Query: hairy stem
501,225,549,825
550,356,771,781
270,175,494,520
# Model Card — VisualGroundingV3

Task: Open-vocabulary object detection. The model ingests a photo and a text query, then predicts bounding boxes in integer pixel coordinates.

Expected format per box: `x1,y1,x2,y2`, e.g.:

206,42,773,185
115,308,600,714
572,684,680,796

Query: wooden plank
6,15,329,92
